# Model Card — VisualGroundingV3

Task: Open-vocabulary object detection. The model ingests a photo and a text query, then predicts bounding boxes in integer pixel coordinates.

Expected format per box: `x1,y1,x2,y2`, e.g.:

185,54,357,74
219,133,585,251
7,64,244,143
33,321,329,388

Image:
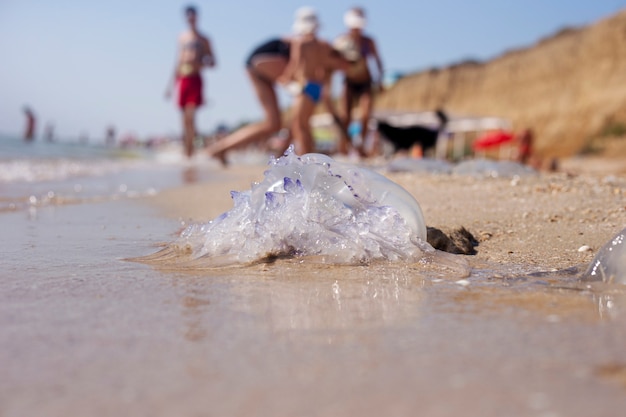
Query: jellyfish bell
281,150,427,241
582,227,626,284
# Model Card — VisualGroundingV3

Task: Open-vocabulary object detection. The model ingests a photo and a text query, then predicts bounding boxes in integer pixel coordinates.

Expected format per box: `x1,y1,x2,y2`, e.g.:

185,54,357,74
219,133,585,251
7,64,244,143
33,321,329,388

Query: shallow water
0,136,224,212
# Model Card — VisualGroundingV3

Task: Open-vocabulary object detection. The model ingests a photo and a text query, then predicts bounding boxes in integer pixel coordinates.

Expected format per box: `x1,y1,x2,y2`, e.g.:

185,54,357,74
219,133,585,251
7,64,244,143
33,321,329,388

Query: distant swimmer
44,123,55,142
334,7,384,156
105,125,116,146
22,106,36,142
165,5,216,158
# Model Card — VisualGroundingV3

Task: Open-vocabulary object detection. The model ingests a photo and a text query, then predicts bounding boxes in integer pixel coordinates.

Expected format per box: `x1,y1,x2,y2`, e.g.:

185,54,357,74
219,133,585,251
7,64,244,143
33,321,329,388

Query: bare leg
338,82,354,154
371,130,382,157
358,91,374,156
322,91,350,155
206,68,283,163
182,104,197,158
292,94,317,155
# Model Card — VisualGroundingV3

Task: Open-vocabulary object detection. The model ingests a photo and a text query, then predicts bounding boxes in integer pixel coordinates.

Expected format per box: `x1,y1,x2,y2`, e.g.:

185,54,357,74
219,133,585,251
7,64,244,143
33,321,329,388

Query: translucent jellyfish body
166,147,430,266
583,227,626,284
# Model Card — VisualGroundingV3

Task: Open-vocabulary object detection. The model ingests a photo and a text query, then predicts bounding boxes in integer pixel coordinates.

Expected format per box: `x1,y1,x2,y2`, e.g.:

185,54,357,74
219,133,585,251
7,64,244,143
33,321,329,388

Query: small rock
427,226,478,255
578,245,592,252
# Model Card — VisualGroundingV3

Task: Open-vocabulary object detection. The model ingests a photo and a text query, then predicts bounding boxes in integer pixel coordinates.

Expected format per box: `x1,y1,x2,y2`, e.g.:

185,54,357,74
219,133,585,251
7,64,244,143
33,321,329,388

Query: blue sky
0,0,623,142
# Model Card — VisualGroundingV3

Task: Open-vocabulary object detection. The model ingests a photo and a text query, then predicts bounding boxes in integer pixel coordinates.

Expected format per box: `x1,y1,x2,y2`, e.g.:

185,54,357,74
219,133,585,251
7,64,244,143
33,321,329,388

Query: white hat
293,6,319,35
344,8,366,29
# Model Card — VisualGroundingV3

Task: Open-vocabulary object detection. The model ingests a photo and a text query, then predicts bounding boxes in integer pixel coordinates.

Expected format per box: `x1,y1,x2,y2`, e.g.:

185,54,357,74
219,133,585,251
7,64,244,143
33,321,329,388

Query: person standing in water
334,7,384,156
22,106,36,142
165,5,216,158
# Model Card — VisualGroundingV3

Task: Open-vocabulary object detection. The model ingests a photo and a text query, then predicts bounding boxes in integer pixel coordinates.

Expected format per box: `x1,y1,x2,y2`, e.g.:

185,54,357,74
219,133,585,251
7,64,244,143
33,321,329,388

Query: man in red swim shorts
165,5,216,158
177,74,203,109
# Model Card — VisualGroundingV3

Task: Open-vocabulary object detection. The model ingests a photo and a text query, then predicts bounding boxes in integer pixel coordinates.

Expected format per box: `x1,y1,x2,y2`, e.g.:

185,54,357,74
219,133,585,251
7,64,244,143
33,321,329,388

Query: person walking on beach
205,36,291,164
334,7,384,156
22,106,36,142
165,5,216,158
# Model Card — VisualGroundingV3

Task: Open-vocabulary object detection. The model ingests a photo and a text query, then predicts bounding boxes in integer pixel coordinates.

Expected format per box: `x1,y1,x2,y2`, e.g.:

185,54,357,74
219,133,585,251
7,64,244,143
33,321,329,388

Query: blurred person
207,7,349,163
22,106,36,141
280,7,350,154
165,5,216,158
334,7,384,156
320,49,352,155
516,128,534,165
44,123,54,142
105,125,116,146
206,36,291,164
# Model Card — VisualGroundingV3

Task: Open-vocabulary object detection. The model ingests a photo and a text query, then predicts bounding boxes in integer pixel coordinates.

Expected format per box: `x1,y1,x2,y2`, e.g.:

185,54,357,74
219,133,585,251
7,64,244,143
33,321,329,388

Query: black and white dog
376,109,448,154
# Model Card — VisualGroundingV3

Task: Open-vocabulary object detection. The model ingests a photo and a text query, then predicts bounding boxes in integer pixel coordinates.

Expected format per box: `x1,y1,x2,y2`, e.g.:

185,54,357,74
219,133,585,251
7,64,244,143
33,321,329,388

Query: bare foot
206,145,228,167
213,150,228,167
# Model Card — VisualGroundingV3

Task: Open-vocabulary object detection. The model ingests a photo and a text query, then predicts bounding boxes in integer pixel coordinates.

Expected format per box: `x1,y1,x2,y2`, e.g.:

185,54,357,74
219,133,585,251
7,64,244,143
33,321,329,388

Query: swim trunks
302,81,322,103
246,39,290,68
177,74,203,109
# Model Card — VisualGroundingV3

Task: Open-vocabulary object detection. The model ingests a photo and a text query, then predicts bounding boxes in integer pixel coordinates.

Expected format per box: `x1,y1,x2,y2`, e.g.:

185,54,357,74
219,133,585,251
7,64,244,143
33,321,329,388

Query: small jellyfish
582,228,626,284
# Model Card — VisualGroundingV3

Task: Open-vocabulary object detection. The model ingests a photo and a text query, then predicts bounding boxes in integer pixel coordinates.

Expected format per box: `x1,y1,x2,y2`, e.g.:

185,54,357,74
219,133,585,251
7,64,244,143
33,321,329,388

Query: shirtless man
165,5,216,158
282,8,349,154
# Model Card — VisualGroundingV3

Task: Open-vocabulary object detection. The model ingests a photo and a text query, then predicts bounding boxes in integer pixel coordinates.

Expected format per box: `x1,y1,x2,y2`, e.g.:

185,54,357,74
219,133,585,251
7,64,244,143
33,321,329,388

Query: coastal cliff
376,9,626,157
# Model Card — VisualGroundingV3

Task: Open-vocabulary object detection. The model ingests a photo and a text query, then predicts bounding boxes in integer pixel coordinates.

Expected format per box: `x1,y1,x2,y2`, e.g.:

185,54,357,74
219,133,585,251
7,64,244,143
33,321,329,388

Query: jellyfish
140,146,437,267
582,227,626,284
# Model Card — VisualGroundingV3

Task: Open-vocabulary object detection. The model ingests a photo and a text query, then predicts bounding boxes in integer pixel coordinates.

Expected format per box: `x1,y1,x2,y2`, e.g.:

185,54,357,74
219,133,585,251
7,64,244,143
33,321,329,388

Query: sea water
0,135,221,212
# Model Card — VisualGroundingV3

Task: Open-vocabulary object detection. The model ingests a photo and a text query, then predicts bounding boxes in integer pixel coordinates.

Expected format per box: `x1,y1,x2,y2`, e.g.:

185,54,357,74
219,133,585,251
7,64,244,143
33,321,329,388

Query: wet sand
2,156,626,417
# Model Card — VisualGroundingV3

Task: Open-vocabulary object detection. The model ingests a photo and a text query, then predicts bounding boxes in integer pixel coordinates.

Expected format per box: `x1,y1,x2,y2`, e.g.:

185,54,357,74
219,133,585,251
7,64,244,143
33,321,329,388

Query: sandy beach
2,153,626,417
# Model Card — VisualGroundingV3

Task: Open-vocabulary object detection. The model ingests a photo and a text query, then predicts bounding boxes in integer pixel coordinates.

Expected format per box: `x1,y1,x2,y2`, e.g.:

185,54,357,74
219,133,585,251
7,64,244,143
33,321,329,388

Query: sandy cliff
376,9,626,157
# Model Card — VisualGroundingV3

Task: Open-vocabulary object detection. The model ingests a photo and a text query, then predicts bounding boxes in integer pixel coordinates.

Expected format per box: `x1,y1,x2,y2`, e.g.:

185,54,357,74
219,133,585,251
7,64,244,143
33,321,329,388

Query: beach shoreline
148,155,626,271
2,153,626,417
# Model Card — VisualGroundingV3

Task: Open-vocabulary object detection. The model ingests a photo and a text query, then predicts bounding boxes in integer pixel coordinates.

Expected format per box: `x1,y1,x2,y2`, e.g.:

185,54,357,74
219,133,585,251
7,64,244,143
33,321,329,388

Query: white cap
293,6,319,35
344,8,366,29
